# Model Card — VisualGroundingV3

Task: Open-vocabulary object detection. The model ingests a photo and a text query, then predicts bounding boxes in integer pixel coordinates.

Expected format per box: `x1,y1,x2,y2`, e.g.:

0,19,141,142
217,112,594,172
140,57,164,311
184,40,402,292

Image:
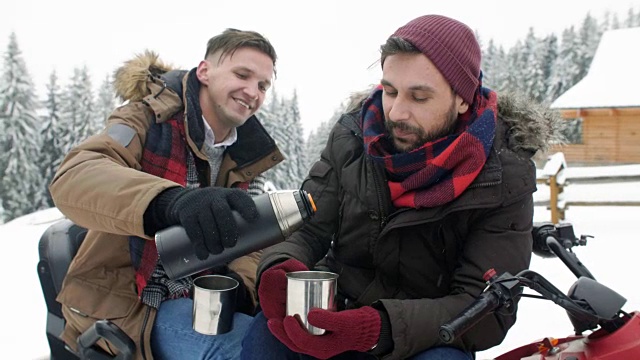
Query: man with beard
241,14,561,360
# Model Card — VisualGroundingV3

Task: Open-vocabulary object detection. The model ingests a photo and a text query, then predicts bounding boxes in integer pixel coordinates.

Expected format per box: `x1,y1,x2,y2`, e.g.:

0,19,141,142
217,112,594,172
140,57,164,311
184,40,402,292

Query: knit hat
392,15,481,104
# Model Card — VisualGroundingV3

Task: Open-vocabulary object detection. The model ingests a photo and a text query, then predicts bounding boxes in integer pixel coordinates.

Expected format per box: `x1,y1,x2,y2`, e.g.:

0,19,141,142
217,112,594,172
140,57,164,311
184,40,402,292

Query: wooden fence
537,152,640,223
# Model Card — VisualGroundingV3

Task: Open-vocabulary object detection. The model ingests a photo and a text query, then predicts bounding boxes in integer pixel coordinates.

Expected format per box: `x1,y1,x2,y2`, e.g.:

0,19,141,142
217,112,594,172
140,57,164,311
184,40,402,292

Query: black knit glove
145,187,259,260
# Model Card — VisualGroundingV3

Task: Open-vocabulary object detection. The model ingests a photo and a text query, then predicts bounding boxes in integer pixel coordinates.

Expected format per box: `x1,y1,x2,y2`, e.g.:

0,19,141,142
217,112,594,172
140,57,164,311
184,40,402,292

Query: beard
385,98,459,153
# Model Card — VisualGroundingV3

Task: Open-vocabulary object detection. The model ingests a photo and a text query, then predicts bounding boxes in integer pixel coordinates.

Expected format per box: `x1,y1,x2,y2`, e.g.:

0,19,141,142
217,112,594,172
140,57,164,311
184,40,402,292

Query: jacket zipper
140,306,151,360
369,158,387,230
468,180,501,189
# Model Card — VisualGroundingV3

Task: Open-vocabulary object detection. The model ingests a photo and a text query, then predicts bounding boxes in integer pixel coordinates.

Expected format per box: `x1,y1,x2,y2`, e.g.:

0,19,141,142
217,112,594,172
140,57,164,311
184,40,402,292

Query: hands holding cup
258,259,382,359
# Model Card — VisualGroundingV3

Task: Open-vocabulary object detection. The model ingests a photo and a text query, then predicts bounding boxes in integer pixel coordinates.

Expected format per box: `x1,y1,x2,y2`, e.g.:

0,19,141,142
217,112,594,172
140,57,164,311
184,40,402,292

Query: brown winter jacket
257,91,562,359
49,53,283,360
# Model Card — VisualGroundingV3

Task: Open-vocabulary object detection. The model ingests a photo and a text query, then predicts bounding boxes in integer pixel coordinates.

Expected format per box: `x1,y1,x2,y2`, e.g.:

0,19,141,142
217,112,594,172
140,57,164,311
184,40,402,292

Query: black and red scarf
131,115,189,304
361,85,498,208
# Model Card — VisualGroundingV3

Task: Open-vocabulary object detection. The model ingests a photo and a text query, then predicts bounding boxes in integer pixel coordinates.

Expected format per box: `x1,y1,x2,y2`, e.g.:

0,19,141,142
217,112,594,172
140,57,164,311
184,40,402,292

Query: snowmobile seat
37,218,134,360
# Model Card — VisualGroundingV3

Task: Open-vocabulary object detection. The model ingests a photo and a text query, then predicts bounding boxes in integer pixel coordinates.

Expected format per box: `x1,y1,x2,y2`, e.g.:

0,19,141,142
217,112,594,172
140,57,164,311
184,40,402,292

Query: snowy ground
1,165,640,359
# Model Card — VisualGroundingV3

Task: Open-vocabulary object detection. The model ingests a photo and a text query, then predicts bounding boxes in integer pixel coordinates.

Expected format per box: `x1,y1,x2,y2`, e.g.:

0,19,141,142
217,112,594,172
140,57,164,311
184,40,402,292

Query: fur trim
113,50,175,102
499,92,565,153
343,87,564,152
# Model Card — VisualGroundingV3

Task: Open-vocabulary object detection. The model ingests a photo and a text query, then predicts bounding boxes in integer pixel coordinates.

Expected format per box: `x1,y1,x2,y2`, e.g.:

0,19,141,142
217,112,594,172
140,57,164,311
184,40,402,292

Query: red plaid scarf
361,85,497,208
134,115,188,298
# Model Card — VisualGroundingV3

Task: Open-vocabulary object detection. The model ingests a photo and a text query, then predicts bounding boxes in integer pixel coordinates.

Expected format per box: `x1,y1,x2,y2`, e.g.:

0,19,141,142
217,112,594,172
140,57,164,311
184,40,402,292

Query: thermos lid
294,190,316,222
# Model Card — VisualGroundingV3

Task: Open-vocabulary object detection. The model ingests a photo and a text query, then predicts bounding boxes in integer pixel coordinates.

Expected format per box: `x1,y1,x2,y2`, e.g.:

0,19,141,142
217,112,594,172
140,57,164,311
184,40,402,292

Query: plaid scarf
361,85,497,208
129,113,194,308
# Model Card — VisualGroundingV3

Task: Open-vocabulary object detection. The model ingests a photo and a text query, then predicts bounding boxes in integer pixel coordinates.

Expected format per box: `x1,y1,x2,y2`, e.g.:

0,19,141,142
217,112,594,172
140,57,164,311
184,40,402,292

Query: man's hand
258,259,308,320
166,187,259,260
267,306,382,359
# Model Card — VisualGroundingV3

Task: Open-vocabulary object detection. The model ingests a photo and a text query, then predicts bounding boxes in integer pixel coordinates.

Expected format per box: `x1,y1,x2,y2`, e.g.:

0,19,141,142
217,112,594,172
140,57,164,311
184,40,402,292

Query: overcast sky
2,0,637,135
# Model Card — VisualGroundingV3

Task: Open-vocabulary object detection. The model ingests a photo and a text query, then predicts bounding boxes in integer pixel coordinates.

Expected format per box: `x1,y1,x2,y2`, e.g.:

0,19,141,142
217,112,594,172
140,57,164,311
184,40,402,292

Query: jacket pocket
308,160,332,178
58,276,138,320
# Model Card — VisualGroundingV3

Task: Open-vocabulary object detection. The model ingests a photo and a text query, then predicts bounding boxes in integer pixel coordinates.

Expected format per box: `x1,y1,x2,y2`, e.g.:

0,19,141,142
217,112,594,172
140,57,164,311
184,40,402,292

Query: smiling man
50,29,283,360
243,15,562,360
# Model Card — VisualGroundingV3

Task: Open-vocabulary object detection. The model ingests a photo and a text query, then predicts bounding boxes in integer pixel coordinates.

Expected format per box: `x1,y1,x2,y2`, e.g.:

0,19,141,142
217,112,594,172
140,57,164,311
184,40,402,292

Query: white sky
2,164,640,359
2,0,638,136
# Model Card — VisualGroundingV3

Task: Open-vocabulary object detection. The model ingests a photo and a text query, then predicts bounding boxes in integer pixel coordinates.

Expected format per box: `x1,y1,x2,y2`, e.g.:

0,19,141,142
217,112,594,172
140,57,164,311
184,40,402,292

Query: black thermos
155,189,316,280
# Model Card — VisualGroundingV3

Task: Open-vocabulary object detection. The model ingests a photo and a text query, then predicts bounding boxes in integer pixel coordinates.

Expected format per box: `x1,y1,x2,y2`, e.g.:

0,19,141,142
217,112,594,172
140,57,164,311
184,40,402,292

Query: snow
1,167,640,359
551,27,640,109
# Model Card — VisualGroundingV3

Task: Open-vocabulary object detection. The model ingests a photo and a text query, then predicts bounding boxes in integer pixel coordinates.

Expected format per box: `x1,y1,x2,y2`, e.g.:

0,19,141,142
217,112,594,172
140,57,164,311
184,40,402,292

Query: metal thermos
155,189,316,280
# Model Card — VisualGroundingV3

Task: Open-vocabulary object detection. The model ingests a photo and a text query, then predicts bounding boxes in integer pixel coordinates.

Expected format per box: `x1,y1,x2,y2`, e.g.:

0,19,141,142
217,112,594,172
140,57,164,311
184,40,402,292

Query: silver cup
192,275,238,335
286,271,338,335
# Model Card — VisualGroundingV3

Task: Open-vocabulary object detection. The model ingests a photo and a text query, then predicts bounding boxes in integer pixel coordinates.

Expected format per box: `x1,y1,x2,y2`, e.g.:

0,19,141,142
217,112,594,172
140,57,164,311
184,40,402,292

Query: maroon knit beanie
392,14,481,104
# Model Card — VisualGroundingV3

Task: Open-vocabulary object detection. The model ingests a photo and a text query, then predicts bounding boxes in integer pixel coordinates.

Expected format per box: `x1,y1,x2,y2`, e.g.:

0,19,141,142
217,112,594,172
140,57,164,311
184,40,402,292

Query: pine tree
38,70,64,208
262,92,307,189
0,33,43,221
611,13,621,30
624,8,636,28
540,34,558,103
521,28,546,102
504,41,525,94
257,101,287,189
305,109,341,172
491,46,509,92
481,39,497,89
95,73,116,130
547,26,581,101
59,66,96,153
577,13,601,80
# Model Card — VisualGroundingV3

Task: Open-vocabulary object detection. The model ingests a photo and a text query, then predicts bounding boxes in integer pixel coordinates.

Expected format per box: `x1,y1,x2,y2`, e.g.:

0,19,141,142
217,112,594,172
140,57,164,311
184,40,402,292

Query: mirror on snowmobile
566,277,627,334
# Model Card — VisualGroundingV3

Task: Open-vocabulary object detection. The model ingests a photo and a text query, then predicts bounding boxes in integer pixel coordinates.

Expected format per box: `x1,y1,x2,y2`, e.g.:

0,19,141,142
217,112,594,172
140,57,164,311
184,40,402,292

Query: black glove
145,187,259,260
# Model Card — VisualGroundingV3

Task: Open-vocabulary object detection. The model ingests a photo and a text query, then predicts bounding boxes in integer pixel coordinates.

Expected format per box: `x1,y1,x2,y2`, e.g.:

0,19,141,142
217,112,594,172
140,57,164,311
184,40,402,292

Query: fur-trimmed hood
345,86,565,154
113,50,175,103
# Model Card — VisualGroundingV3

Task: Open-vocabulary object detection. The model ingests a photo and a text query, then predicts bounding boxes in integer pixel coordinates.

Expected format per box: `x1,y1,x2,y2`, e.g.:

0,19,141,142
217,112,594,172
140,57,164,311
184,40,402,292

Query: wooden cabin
550,27,640,165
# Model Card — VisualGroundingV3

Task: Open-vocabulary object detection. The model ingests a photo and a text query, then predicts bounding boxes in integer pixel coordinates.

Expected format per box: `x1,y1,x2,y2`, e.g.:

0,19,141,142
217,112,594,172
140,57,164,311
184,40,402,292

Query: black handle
439,290,501,343
77,319,135,360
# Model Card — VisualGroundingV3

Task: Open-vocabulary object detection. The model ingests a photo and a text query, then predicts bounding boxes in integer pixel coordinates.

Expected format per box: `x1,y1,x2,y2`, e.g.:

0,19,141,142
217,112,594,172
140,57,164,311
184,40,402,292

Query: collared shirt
202,116,238,184
203,116,238,148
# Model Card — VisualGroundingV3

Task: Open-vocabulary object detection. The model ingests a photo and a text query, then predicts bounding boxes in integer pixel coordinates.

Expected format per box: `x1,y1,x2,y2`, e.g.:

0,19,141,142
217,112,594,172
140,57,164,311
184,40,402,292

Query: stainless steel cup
192,275,238,335
286,271,338,335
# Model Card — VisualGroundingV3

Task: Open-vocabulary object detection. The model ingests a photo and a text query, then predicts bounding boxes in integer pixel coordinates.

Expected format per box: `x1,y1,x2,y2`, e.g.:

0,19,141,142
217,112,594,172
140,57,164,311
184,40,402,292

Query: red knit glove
258,259,308,320
268,306,381,359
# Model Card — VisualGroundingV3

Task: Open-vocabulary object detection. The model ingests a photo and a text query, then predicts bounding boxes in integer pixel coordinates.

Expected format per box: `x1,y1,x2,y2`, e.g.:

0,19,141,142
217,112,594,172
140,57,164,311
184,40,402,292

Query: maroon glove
258,259,308,320
268,306,381,359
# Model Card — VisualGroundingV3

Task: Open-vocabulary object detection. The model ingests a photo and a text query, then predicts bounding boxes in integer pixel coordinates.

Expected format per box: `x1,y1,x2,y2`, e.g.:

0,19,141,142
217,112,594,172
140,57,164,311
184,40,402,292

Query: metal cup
192,275,238,335
286,271,338,335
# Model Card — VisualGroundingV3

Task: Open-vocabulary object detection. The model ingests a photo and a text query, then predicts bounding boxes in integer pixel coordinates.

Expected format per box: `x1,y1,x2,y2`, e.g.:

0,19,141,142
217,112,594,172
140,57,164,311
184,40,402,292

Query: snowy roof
551,27,640,109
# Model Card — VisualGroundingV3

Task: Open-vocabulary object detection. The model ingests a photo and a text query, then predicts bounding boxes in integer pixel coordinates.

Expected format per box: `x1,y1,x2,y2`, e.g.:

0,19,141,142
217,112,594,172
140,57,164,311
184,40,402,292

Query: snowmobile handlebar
439,223,623,344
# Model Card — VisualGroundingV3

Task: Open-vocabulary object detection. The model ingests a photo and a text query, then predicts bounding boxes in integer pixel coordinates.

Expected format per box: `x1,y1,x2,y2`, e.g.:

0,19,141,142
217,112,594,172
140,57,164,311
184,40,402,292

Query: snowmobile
38,220,640,360
440,222,640,359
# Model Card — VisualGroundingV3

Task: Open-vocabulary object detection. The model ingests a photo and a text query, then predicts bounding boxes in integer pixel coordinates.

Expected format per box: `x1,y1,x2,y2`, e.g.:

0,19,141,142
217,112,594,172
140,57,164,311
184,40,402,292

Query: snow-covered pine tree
261,92,307,190
259,93,287,190
0,33,43,221
503,40,525,94
624,8,637,28
95,73,116,131
521,28,547,102
540,34,558,104
547,26,581,101
38,70,65,209
281,91,307,187
577,13,601,81
304,108,342,172
611,12,621,30
58,66,97,153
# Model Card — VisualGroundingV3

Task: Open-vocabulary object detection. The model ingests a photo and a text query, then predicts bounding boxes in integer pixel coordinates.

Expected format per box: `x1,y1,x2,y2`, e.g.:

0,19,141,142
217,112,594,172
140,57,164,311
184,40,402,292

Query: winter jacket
258,91,561,359
50,53,283,360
